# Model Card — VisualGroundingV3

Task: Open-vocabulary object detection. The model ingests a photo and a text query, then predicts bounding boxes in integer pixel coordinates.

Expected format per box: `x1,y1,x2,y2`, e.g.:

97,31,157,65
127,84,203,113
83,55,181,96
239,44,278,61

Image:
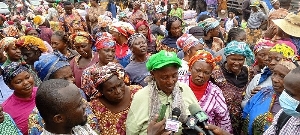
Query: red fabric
135,20,152,42
115,43,129,58
189,78,208,100
25,27,34,35
7,21,14,25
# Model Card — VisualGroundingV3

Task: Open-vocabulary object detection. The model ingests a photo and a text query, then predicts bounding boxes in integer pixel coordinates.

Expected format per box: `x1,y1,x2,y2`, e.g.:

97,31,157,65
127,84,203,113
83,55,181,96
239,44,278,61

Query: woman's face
51,35,67,53
73,43,92,58
101,75,126,103
234,32,246,42
273,1,280,9
256,48,271,67
173,4,177,9
109,31,119,41
226,54,245,74
5,44,21,62
26,30,39,37
191,61,212,86
137,25,148,38
50,66,75,83
97,47,115,65
90,0,98,7
267,51,283,72
131,37,147,56
9,71,34,98
271,64,290,93
151,65,179,95
20,47,42,65
170,20,182,38
208,26,220,37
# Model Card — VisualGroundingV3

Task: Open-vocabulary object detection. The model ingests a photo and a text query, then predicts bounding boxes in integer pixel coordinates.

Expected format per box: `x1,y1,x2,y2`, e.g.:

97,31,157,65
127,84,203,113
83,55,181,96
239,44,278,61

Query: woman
242,43,296,108
176,33,204,84
86,0,105,33
169,3,184,19
125,33,149,87
252,39,275,75
0,37,22,68
69,32,99,88
211,41,255,135
2,62,36,135
16,35,48,87
93,15,112,39
109,22,135,67
130,1,147,26
81,34,117,98
126,50,199,134
242,59,299,135
28,52,100,135
135,20,157,54
24,27,53,53
158,16,183,53
50,31,78,61
0,105,22,134
263,8,288,39
187,50,232,133
82,62,141,134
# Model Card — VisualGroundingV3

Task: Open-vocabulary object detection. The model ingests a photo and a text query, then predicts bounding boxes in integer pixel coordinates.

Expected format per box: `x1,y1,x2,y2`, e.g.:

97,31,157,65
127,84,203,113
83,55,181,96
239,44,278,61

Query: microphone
165,107,181,134
188,103,214,135
184,115,205,134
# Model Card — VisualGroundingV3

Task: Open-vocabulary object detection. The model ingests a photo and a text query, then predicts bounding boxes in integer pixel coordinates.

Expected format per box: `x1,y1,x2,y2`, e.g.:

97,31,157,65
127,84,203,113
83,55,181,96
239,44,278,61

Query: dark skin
151,65,179,96
73,42,93,68
51,35,68,56
86,0,99,32
147,114,172,135
204,26,220,40
98,75,131,113
64,5,74,15
0,106,4,123
5,44,22,62
137,25,149,39
110,31,128,45
9,71,34,99
183,44,204,62
283,71,300,102
191,61,213,86
0,46,7,63
254,48,271,71
169,20,183,38
26,29,39,37
130,37,147,62
271,64,290,94
225,54,245,76
20,47,42,66
50,66,75,83
97,47,115,66
267,51,283,72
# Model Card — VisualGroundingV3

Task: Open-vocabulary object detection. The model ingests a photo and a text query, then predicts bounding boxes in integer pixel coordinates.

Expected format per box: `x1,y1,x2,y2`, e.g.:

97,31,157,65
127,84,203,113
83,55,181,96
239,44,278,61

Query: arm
242,75,259,108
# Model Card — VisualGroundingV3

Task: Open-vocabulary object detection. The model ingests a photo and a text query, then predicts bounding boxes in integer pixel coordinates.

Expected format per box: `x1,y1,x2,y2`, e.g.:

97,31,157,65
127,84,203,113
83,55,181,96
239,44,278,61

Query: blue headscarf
224,41,255,65
198,18,220,34
2,62,29,85
34,51,70,81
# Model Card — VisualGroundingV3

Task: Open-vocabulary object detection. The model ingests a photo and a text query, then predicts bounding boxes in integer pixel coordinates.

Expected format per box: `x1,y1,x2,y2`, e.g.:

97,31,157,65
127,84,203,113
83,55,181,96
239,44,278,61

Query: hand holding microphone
147,114,172,135
165,107,181,134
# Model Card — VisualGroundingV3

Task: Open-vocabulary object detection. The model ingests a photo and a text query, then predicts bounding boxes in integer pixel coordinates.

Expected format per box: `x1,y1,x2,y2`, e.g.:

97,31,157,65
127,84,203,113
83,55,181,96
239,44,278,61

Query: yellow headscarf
269,43,295,58
16,36,48,52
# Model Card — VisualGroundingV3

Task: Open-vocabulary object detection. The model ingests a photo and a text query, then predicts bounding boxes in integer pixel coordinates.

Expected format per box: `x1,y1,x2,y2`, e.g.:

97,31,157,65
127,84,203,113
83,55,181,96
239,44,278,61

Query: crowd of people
0,0,300,135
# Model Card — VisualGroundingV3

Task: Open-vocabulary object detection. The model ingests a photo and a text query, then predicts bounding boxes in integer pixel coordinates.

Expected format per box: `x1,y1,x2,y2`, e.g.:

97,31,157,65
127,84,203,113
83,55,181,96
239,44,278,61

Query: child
224,10,238,33
269,0,280,14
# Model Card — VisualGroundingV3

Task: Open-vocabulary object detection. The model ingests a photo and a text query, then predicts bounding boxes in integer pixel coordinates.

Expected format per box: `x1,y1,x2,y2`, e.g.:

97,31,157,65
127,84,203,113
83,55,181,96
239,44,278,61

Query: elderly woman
28,52,100,135
0,37,22,68
187,50,232,133
211,41,255,134
135,20,157,54
158,16,183,53
69,32,99,88
242,59,300,134
125,33,149,87
242,43,296,108
24,27,53,53
82,62,141,134
252,39,275,75
176,33,204,84
2,62,36,135
51,31,78,61
126,50,198,134
109,22,135,67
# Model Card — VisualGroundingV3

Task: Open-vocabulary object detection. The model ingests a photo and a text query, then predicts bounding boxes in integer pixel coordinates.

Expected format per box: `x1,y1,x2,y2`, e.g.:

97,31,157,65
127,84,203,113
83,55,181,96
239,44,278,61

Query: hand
199,124,232,135
147,115,172,135
251,87,261,96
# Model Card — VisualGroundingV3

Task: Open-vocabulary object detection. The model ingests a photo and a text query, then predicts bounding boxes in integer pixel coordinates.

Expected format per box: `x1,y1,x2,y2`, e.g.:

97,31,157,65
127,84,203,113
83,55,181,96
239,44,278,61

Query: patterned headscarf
198,18,220,34
33,15,46,26
146,50,181,71
188,50,222,70
118,12,127,21
3,25,19,37
135,20,152,42
98,15,113,28
34,51,70,81
69,31,94,45
176,33,201,52
254,39,275,54
3,62,29,85
278,58,299,71
224,41,255,65
81,62,126,99
95,33,116,50
109,22,135,39
270,43,295,58
0,37,16,50
15,36,48,52
250,0,260,8
271,0,278,5
128,33,146,47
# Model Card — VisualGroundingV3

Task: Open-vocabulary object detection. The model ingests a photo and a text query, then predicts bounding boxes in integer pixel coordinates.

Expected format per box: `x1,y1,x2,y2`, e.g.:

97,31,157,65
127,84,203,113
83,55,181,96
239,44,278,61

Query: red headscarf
135,20,152,43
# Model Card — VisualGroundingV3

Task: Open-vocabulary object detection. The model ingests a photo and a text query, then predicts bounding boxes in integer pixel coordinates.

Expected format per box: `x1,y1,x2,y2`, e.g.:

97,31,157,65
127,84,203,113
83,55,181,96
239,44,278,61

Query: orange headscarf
188,50,222,70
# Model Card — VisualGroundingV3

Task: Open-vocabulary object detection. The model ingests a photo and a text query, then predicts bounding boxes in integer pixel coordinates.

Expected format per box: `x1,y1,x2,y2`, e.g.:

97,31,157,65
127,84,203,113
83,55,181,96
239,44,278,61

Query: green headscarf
146,50,181,71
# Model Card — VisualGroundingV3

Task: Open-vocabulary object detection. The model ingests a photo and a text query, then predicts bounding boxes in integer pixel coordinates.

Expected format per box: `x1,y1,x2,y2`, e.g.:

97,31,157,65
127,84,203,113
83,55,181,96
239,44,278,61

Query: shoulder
207,81,222,93
129,85,143,96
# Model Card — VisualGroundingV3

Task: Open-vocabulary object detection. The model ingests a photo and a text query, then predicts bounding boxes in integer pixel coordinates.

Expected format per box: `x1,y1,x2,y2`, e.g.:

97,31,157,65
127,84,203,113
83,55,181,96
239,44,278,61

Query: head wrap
81,62,126,99
250,0,260,8
176,33,201,52
146,50,181,71
118,12,127,21
3,25,19,37
15,36,48,52
276,40,298,54
198,18,220,34
109,22,135,39
3,62,29,85
271,0,279,5
0,37,16,50
98,15,113,28
188,50,222,70
34,51,70,81
254,39,275,54
7,21,14,25
224,41,255,65
33,15,46,26
69,31,93,44
135,20,152,42
278,59,299,71
95,33,116,50
128,33,146,47
270,43,295,58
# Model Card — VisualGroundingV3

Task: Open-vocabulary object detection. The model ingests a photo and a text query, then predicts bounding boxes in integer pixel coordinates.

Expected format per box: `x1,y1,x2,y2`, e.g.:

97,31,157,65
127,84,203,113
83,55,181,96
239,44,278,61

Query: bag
275,111,292,135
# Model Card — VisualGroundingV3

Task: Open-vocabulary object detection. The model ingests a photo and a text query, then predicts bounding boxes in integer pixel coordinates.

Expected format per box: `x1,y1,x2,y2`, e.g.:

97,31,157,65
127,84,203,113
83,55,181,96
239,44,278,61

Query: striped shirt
264,109,300,135
247,11,267,29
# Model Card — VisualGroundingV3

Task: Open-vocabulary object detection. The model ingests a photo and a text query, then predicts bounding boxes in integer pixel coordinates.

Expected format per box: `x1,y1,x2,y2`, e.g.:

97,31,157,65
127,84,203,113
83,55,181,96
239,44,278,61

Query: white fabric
40,124,97,135
225,18,234,33
178,60,190,84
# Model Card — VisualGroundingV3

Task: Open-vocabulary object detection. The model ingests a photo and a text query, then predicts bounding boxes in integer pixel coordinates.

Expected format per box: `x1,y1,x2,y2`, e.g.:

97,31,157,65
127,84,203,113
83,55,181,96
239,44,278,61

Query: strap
275,111,292,135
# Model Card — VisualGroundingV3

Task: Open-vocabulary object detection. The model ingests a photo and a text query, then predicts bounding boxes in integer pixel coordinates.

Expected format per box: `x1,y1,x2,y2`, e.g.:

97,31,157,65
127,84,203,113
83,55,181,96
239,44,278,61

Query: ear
53,114,65,124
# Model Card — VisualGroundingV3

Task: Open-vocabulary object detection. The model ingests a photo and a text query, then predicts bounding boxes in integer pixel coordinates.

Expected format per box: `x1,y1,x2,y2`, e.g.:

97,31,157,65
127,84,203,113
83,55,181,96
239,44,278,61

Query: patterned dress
211,65,254,135
90,85,141,135
87,6,105,32
58,10,88,34
0,113,22,135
